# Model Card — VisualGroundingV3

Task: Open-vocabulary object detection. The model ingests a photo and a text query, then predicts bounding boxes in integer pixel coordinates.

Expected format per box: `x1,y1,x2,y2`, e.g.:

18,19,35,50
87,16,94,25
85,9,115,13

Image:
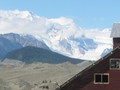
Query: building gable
57,46,120,90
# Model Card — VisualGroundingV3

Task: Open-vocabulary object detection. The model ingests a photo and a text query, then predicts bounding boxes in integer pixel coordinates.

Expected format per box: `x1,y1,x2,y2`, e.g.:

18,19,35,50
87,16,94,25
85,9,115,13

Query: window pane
95,75,101,82
111,60,116,68
102,75,108,83
111,60,120,69
116,61,120,68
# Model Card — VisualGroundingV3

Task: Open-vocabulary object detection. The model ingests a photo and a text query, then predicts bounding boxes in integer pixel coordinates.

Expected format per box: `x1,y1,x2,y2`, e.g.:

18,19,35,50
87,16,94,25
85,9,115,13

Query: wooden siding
59,48,120,90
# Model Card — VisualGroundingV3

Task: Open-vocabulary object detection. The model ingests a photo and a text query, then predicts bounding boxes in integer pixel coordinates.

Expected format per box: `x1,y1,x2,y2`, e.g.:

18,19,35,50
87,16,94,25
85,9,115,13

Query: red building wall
60,48,120,90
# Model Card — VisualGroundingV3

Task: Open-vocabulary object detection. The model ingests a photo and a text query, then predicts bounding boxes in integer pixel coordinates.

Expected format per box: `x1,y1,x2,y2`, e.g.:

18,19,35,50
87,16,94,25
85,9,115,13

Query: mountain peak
0,10,36,21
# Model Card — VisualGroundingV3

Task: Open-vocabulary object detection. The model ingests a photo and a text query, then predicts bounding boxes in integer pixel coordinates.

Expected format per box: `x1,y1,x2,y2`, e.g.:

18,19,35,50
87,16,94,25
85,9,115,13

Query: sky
0,0,120,29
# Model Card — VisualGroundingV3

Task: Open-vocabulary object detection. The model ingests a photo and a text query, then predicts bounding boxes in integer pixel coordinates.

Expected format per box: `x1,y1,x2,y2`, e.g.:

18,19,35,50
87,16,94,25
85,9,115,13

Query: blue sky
0,0,120,29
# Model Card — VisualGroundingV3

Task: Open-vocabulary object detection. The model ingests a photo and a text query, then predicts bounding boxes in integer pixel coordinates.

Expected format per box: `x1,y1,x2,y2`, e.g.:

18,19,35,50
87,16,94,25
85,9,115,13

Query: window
94,73,109,84
110,58,120,69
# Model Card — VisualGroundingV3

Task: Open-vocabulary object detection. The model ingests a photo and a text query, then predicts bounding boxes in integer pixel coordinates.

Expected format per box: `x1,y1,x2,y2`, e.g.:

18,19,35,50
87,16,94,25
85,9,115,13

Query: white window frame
94,73,109,84
110,58,120,70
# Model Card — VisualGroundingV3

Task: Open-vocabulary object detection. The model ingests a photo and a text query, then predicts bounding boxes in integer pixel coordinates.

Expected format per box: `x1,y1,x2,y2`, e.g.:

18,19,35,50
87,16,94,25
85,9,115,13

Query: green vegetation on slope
3,46,83,64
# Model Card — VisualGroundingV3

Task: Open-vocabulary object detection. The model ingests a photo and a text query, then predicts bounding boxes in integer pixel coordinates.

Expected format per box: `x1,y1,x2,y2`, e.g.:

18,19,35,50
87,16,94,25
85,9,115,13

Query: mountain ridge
0,32,112,61
3,46,83,64
0,33,49,60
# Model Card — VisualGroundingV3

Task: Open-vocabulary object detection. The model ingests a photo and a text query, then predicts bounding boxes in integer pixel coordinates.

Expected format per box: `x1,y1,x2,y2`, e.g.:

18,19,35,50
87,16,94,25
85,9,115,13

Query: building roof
56,46,120,90
111,23,120,38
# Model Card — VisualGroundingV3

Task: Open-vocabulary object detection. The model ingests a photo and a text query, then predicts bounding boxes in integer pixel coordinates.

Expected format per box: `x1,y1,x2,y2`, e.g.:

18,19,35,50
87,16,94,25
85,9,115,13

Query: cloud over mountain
0,10,77,36
0,10,112,60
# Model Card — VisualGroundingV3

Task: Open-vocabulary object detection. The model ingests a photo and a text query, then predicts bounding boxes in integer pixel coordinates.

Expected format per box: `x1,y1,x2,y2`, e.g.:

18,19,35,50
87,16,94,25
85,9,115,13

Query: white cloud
0,10,111,39
0,10,78,36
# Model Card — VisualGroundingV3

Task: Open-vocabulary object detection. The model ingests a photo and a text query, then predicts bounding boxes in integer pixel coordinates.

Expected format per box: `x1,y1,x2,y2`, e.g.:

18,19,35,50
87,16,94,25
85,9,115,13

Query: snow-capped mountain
0,10,113,60
39,27,112,60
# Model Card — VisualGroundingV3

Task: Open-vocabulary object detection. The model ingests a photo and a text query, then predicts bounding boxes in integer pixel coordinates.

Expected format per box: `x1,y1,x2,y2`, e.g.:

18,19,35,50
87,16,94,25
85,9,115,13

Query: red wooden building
56,23,120,90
